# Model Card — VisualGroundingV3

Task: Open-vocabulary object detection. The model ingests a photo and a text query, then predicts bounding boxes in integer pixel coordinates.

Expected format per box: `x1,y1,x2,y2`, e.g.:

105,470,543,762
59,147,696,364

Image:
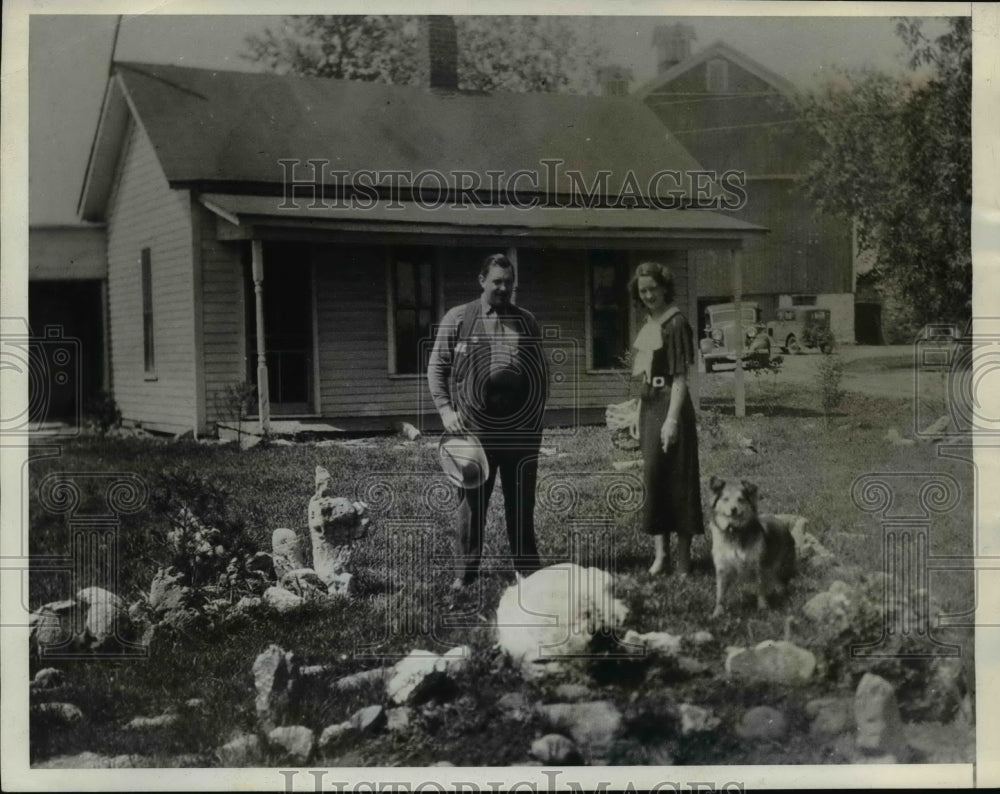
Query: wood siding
105,122,196,434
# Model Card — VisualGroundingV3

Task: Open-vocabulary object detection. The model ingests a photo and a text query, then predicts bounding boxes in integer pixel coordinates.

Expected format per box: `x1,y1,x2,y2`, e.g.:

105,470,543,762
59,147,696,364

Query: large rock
32,667,65,689
803,581,854,634
538,700,622,763
271,528,307,579
623,629,683,657
31,702,85,727
279,568,328,599
678,704,720,736
125,712,181,730
781,515,836,568
77,587,128,647
350,705,386,735
318,722,351,750
148,567,190,614
725,640,816,685
737,706,788,740
253,644,299,731
30,601,78,650
386,647,468,705
854,673,910,757
807,697,853,737
308,466,371,586
530,734,582,765
216,733,263,766
386,707,412,733
495,564,628,678
268,725,314,764
263,586,304,613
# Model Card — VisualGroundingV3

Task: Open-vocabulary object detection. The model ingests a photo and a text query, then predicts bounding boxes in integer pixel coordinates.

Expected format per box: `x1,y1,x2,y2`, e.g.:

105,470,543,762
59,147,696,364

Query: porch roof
200,192,766,244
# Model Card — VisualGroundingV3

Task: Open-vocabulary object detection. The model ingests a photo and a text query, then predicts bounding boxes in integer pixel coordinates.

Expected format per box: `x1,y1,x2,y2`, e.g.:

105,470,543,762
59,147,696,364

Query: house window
588,250,632,370
389,248,439,375
140,248,155,375
706,58,729,93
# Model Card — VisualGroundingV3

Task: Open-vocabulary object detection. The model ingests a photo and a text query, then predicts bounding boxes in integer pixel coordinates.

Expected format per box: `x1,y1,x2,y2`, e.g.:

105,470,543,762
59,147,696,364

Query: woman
629,261,703,575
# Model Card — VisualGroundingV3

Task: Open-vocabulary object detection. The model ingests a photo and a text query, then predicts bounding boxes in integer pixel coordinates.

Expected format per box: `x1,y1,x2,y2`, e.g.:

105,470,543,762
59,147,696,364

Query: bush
815,352,845,423
84,391,122,435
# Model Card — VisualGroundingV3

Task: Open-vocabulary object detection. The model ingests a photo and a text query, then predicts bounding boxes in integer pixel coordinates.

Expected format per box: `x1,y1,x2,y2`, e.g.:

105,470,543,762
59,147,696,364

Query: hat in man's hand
438,435,489,489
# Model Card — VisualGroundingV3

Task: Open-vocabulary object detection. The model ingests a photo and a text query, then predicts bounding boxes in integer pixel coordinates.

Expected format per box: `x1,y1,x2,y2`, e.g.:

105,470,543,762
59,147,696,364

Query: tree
243,15,608,95
799,17,971,326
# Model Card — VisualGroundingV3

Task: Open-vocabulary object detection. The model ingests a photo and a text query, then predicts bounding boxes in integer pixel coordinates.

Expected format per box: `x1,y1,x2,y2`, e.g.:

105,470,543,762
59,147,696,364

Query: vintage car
698,302,771,373
766,306,834,354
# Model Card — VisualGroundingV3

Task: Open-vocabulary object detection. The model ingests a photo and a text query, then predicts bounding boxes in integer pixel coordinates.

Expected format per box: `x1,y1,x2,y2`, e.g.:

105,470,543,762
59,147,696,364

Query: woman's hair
480,252,514,277
628,261,676,305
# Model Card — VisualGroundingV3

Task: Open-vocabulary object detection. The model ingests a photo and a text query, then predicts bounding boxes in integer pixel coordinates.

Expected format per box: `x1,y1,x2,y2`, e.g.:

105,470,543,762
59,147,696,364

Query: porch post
732,247,745,418
251,239,271,434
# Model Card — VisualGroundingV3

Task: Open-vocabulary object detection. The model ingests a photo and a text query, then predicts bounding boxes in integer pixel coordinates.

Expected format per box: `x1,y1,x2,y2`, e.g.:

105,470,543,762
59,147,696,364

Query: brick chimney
652,23,696,75
418,16,458,91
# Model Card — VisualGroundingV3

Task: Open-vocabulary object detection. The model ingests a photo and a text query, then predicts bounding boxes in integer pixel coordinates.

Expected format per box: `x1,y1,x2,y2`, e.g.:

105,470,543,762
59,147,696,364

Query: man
428,253,549,592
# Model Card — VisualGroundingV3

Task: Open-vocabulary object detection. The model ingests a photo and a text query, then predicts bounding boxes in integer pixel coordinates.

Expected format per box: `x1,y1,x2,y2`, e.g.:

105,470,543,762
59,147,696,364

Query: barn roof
80,61,723,220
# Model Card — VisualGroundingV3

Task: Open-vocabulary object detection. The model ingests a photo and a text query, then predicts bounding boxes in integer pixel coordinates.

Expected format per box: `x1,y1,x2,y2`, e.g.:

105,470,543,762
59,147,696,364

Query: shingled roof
80,61,719,220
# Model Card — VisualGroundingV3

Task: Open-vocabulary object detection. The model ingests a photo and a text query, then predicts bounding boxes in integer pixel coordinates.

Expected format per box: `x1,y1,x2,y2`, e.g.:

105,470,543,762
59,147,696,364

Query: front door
246,242,314,415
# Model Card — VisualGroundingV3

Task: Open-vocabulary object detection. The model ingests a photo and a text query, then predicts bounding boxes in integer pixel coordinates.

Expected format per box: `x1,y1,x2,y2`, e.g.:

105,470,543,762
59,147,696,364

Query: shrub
815,352,845,424
84,391,122,435
213,380,258,446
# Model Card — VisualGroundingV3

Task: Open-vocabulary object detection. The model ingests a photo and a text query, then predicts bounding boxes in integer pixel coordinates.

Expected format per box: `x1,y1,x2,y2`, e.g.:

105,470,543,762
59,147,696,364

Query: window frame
386,247,444,378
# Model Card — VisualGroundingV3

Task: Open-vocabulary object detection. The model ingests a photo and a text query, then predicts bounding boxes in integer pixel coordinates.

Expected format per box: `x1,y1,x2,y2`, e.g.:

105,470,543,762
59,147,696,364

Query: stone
803,581,854,634
398,421,422,440
125,713,181,730
689,630,714,646
386,648,467,705
318,722,352,750
268,725,314,764
232,596,263,614
677,656,711,676
149,567,190,614
300,664,331,678
271,528,307,578
530,733,582,765
623,629,683,657
678,704,720,736
32,667,65,689
263,586,304,613
31,602,77,650
76,587,128,647
31,702,84,727
386,707,412,732
216,734,263,766
350,704,386,735
185,698,206,711
855,673,909,757
253,644,299,731
808,697,853,737
538,700,622,762
737,706,788,740
331,667,390,692
495,564,628,679
280,568,328,599
554,683,592,702
497,692,531,716
726,640,816,685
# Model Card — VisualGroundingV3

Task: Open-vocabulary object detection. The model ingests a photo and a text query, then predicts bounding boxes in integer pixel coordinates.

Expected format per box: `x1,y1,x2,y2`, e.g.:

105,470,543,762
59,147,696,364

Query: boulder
279,568,328,599
125,713,181,730
253,644,299,731
268,725,314,764
263,586,304,613
216,734,263,766
497,692,531,717
350,704,386,735
803,581,854,634
386,707,413,733
807,697,853,738
78,587,129,647
854,673,909,757
538,700,622,762
530,733,583,765
386,648,468,705
31,601,78,650
31,702,84,727
678,704,720,736
232,596,263,615
689,630,714,647
271,528,306,579
725,640,816,685
32,667,65,689
623,629,683,657
149,567,190,614
318,722,352,750
495,564,628,679
553,683,592,702
737,706,788,740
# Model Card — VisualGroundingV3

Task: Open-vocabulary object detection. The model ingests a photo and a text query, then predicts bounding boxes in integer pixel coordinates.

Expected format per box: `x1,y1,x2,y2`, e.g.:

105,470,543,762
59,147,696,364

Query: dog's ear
709,476,725,494
741,480,759,503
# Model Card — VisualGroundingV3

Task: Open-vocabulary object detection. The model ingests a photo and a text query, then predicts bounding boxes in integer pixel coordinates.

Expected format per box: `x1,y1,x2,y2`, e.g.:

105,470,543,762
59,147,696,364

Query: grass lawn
27,377,975,766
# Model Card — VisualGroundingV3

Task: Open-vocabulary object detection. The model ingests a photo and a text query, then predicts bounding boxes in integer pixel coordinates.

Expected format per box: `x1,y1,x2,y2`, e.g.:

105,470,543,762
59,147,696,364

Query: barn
77,55,764,436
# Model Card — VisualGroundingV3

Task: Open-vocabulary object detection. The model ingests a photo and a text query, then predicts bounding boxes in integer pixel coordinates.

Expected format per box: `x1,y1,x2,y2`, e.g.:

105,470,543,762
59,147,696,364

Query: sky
28,12,953,225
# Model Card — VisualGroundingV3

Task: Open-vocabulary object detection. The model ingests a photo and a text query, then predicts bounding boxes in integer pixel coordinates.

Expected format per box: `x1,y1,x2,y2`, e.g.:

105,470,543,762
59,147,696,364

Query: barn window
140,248,155,376
706,58,729,93
389,248,440,375
587,250,632,370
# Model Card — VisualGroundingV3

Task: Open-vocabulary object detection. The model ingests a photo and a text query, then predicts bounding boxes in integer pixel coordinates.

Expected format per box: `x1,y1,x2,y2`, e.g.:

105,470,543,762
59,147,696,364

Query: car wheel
787,335,802,355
